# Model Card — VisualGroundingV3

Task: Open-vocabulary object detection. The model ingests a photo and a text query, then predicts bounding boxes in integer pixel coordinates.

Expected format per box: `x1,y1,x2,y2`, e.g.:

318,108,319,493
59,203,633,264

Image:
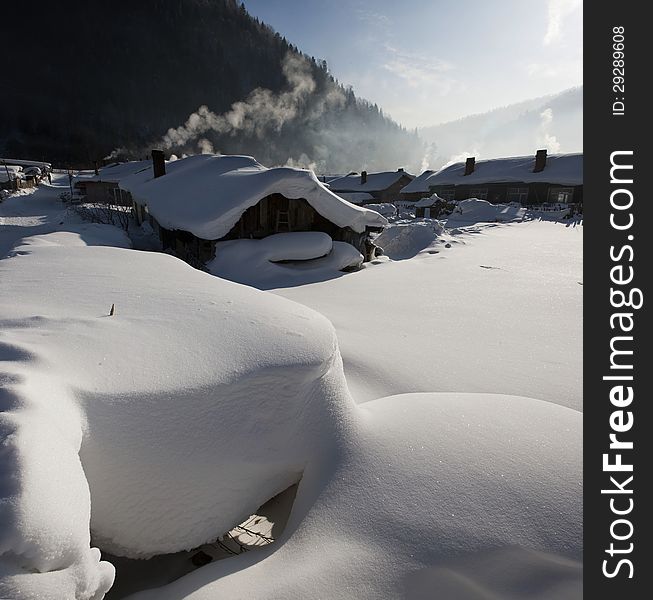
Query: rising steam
107,52,426,175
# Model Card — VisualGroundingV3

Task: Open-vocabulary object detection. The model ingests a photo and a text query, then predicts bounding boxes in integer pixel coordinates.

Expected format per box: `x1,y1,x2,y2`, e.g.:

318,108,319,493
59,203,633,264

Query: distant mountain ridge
420,87,582,170
1,0,423,172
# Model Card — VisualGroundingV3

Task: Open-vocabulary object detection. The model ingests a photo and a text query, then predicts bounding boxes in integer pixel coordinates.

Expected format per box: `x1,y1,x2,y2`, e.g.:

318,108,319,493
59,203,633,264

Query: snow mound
11,226,132,253
362,202,397,218
447,198,526,224
374,220,446,260
120,154,387,239
0,242,355,598
207,232,363,289
127,393,582,600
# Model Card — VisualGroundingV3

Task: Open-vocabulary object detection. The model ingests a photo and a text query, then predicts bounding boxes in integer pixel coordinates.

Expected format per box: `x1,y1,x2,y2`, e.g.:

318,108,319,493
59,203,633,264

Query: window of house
506,187,529,203
548,187,575,203
469,188,488,200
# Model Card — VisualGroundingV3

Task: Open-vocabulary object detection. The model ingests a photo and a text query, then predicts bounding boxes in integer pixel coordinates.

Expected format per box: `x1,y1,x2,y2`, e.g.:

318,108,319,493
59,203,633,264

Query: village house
73,160,152,205
327,169,415,204
122,152,387,266
400,151,583,209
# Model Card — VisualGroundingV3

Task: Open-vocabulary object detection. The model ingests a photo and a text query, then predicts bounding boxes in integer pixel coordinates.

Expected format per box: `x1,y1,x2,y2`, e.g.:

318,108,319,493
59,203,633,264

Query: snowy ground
277,219,582,411
0,180,582,599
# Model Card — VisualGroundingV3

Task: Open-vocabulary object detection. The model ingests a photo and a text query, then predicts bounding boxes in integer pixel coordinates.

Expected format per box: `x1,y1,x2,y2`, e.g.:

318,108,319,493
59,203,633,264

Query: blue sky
243,0,582,128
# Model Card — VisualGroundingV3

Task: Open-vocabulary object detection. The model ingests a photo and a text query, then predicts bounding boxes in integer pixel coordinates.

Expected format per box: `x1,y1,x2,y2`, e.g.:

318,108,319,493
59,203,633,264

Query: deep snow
277,218,582,411
207,232,363,288
0,179,582,599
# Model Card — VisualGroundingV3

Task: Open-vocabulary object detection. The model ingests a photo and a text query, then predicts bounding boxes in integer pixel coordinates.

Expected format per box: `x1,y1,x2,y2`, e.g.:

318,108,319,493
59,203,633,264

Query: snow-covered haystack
207,231,363,289
0,238,355,598
446,198,526,225
374,220,446,260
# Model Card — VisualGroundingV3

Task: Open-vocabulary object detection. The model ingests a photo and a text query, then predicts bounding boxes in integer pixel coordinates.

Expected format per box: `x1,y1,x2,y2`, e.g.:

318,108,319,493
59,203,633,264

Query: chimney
361,170,367,185
533,149,547,173
151,149,166,178
397,167,404,172
463,156,475,176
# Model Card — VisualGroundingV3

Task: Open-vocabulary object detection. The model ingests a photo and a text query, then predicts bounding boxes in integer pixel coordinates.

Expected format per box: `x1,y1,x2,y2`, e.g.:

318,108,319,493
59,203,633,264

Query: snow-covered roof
0,157,52,169
121,154,387,239
327,170,414,193
74,160,153,185
319,174,347,183
400,170,435,195
401,153,583,194
335,192,375,204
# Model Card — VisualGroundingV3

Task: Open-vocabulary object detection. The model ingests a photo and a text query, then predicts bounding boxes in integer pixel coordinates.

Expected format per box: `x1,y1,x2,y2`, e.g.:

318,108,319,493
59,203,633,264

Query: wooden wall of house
144,193,371,267
429,182,583,205
86,182,133,206
222,195,319,240
399,191,425,202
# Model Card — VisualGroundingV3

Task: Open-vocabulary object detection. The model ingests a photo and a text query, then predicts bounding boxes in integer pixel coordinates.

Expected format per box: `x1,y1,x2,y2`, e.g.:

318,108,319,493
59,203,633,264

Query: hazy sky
243,0,583,128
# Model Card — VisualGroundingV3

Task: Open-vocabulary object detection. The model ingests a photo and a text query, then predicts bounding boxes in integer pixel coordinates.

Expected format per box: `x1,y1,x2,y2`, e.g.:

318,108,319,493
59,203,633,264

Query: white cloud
526,56,583,81
355,8,390,28
544,0,581,45
382,44,456,92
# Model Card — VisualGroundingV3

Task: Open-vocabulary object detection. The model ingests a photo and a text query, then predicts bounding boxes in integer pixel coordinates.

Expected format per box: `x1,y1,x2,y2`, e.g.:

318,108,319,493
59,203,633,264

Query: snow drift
1,185,582,600
374,219,446,260
0,238,355,598
207,231,363,288
447,198,526,224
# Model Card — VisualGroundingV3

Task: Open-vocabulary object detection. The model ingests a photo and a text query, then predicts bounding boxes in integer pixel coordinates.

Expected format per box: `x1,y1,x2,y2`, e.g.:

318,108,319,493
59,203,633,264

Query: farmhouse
73,160,152,205
327,169,414,204
122,153,387,265
400,151,583,207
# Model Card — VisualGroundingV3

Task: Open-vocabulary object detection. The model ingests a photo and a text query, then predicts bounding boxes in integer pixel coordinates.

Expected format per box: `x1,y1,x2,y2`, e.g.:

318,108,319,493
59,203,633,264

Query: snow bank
208,232,363,288
0,241,356,597
1,191,582,599
121,154,387,239
447,198,526,224
362,202,397,218
277,220,582,410
374,220,446,260
127,393,581,600
11,226,132,252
